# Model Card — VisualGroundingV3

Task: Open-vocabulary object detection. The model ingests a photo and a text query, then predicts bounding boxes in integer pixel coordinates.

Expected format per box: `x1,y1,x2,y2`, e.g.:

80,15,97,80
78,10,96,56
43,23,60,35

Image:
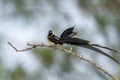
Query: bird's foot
69,47,73,52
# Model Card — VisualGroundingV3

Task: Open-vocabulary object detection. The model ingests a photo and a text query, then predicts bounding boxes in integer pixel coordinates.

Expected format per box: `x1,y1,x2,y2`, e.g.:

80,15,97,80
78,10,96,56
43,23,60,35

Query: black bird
47,27,120,64
47,27,76,45
47,30,63,45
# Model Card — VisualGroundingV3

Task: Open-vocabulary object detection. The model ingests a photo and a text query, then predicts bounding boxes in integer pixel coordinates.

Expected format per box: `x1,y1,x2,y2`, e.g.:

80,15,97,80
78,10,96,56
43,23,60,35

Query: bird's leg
69,45,73,52
48,40,56,47
54,44,57,47
51,43,57,47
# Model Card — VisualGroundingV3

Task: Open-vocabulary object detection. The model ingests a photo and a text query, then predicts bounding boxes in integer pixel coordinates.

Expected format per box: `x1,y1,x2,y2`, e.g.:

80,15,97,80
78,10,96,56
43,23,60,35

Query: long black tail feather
91,44,120,54
78,44,119,64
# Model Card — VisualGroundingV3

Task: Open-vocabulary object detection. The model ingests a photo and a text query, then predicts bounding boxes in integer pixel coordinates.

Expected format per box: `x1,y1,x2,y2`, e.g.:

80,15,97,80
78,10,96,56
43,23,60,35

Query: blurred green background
0,0,120,80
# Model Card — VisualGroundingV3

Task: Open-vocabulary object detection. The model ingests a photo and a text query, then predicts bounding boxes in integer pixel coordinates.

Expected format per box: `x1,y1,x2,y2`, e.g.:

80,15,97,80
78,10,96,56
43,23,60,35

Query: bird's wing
69,32,77,37
60,27,77,38
61,37,90,45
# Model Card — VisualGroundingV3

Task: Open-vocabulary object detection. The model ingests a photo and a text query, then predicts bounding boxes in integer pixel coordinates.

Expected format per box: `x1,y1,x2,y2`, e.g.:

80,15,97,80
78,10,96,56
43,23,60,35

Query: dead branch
8,41,117,80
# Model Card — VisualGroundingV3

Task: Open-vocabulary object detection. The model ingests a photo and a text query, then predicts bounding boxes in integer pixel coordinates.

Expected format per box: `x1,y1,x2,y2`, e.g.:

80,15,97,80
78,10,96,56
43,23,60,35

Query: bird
47,27,76,45
47,30,63,46
47,27,120,64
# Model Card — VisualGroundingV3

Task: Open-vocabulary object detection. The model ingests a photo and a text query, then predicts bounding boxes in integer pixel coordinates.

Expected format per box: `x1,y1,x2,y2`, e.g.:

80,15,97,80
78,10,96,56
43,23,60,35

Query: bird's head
48,30,53,36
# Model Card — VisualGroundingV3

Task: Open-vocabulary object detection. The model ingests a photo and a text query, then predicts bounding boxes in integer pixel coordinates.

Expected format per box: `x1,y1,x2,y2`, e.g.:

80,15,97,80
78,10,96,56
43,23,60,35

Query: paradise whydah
47,27,120,64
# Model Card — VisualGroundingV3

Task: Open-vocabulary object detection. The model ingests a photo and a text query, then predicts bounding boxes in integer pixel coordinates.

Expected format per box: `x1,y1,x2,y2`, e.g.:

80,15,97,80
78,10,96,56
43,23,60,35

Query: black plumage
47,27,120,64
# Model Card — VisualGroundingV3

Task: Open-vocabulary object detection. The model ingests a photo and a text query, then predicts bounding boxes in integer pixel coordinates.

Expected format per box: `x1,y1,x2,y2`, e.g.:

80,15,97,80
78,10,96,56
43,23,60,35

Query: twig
8,41,117,80
8,42,36,52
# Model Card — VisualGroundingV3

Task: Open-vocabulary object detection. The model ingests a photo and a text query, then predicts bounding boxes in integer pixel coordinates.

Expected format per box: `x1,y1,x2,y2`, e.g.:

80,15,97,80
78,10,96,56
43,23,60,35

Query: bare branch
8,42,117,80
8,42,36,52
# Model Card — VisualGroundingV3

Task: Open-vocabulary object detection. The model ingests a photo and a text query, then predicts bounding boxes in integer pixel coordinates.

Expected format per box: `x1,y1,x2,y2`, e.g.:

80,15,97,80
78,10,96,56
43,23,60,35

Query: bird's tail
78,44,119,64
91,44,120,54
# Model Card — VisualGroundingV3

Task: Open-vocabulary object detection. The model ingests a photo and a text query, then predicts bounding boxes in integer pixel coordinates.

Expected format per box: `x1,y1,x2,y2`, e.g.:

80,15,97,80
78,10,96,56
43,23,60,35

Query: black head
48,30,53,36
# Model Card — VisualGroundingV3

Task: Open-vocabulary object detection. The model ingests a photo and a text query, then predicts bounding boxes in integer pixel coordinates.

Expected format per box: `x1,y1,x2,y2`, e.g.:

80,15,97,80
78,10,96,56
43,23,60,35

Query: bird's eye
49,30,53,35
